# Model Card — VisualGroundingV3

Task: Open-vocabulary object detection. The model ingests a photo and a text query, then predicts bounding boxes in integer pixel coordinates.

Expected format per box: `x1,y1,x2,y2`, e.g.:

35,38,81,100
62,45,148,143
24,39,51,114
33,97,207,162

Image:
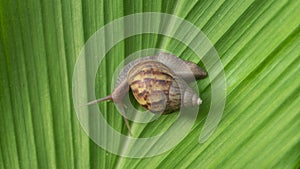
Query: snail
86,52,207,134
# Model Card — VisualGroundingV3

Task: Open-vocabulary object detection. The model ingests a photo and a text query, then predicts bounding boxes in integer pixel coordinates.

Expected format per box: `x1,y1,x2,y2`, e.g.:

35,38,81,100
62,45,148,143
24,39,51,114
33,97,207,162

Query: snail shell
127,60,201,114
85,52,207,133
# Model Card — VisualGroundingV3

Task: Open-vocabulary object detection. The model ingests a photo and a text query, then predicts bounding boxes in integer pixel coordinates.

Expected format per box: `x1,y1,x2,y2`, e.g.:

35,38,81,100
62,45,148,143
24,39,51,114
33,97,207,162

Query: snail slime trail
86,52,207,134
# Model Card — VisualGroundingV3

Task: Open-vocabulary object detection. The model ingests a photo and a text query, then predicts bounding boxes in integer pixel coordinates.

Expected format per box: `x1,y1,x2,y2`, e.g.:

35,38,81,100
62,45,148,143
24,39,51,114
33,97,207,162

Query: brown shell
127,60,181,114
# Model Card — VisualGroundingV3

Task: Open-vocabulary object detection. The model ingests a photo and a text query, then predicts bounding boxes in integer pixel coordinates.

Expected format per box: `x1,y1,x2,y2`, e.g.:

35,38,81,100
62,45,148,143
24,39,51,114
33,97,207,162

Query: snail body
86,52,207,133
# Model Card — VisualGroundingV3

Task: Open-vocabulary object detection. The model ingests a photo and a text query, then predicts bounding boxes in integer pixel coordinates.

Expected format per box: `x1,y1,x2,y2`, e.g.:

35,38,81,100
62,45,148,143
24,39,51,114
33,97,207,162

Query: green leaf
1,0,299,169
